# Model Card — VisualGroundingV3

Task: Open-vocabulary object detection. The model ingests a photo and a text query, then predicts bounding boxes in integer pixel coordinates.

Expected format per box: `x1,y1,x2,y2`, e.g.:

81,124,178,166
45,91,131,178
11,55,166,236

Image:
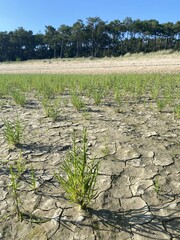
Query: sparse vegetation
0,72,179,238
156,98,168,112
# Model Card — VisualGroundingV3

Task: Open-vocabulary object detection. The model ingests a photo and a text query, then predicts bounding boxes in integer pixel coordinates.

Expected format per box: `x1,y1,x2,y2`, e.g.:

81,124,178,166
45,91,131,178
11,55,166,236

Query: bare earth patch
0,53,180,74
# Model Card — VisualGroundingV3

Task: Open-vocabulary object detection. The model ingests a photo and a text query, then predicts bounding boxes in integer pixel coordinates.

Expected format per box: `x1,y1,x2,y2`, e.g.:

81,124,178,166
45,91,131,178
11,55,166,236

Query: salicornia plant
2,117,23,147
174,105,180,119
156,98,169,112
71,93,85,111
11,90,26,107
92,89,103,106
9,165,22,220
154,177,160,194
8,151,26,220
16,151,26,177
42,97,58,122
114,88,123,112
29,165,37,191
55,128,99,210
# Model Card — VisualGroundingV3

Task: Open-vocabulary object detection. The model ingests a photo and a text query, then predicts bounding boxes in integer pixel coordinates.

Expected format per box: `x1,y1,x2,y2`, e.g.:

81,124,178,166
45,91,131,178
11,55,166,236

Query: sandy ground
0,53,180,74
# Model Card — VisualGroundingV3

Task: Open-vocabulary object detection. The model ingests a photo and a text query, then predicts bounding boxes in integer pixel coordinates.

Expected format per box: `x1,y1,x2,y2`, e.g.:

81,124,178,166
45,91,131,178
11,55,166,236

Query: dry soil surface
0,87,179,239
0,54,180,239
0,54,180,74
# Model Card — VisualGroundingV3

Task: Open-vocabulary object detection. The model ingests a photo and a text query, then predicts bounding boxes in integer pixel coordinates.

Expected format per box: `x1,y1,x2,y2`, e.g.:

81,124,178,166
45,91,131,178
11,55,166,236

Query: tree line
0,17,179,61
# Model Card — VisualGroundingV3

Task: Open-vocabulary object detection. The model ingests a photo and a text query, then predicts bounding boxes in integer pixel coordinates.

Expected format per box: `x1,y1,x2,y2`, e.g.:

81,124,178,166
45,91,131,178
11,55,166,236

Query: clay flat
0,55,179,240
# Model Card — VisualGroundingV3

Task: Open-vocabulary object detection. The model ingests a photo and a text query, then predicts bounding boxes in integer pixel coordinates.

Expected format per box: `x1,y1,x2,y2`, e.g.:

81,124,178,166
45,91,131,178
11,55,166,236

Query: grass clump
55,128,99,210
2,118,23,147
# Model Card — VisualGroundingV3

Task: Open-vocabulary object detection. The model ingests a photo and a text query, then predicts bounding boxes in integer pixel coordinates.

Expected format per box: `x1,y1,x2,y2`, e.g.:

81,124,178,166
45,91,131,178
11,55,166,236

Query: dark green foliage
0,18,179,61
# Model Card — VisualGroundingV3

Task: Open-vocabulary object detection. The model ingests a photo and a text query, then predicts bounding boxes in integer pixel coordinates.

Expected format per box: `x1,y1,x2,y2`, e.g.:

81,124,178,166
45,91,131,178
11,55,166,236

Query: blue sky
0,0,179,33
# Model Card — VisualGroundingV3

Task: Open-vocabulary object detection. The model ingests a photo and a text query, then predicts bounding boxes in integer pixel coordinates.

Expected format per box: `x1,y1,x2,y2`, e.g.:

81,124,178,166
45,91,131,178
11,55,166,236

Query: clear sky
0,0,179,33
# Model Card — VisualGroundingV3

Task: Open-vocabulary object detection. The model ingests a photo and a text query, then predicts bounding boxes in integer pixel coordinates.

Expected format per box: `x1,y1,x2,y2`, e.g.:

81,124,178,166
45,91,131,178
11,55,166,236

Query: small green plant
114,90,122,107
156,98,168,112
101,145,110,157
0,99,6,108
8,154,46,222
62,98,68,107
11,90,26,107
55,128,99,210
6,152,25,221
82,110,91,121
46,105,58,122
2,118,23,146
71,94,85,111
92,89,103,106
151,87,159,100
16,151,26,176
9,165,22,220
40,83,55,99
114,89,123,112
174,105,180,119
42,98,58,122
154,177,160,194
29,165,37,191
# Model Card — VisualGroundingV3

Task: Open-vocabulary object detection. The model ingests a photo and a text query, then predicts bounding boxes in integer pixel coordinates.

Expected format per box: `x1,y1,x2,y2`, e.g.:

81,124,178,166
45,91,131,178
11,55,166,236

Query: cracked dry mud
0,92,179,240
